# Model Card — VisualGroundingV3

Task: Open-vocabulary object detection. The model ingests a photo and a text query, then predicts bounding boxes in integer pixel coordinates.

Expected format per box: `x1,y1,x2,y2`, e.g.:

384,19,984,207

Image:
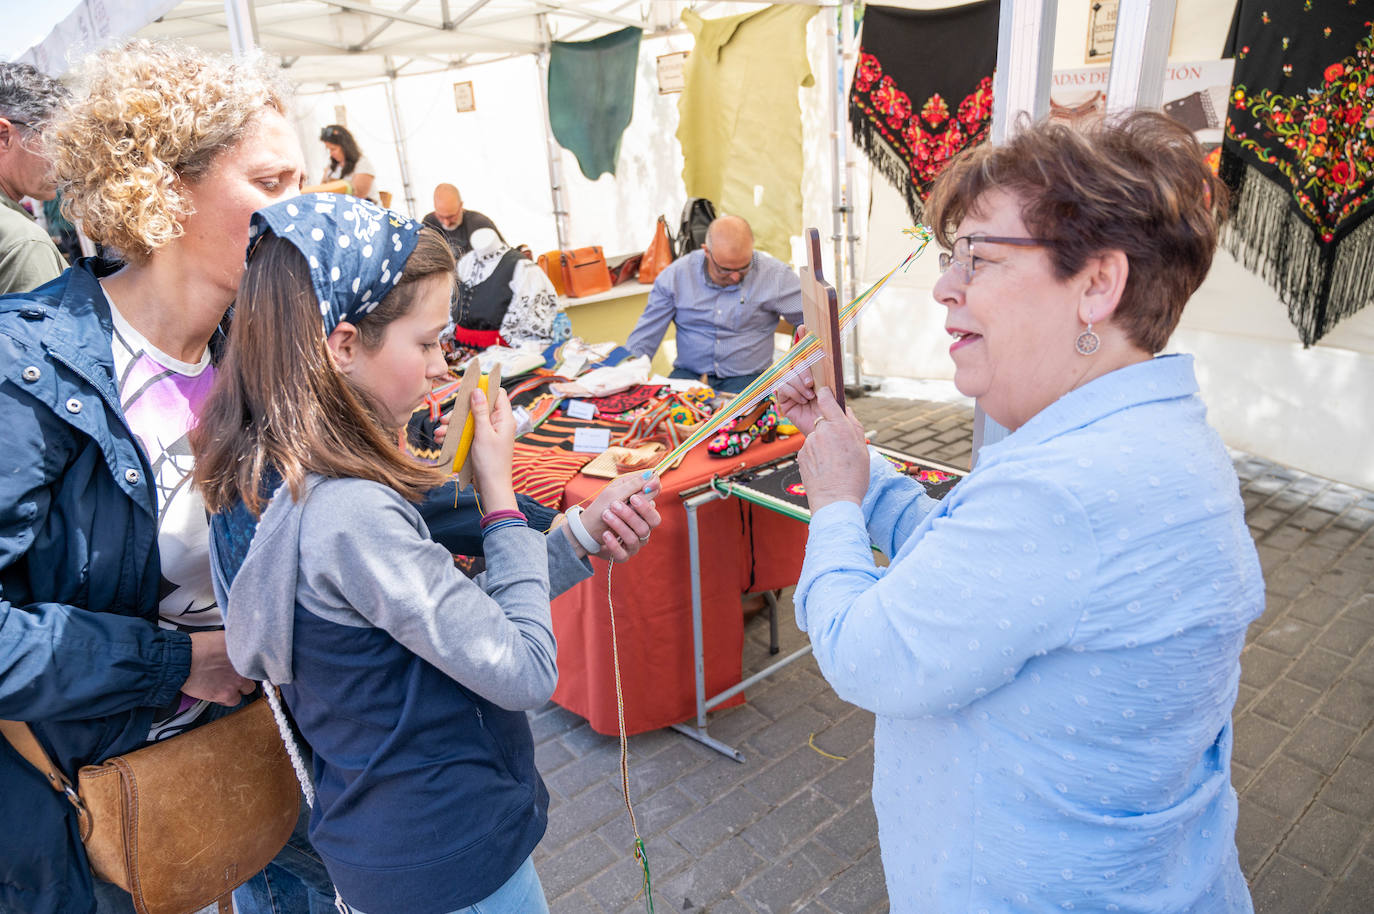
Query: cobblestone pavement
531,395,1374,914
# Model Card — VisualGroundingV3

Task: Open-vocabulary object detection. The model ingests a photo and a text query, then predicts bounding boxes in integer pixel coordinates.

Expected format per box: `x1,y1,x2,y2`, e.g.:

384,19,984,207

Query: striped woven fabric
511,414,623,508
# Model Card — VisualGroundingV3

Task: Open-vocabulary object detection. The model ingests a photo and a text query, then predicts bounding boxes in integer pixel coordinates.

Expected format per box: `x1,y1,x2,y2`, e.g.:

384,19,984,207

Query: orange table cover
550,434,808,735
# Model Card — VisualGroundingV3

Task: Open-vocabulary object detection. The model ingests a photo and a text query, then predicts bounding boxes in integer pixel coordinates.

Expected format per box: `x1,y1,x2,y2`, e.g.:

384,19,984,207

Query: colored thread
808,732,849,761
650,227,934,475
607,561,654,913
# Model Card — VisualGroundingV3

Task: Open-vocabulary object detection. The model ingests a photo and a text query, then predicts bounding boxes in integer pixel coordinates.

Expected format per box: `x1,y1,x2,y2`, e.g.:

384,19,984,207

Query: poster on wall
453,81,476,113
1086,0,1119,62
1051,59,1236,153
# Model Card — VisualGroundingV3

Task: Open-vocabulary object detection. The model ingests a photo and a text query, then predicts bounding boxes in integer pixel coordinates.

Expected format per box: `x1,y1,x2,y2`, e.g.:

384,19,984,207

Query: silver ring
812,416,827,428
638,535,650,544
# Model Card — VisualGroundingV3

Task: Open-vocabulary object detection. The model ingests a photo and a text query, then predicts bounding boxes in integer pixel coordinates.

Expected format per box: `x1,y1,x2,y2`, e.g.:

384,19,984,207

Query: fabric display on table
549,355,651,398
706,398,781,458
677,5,817,260
512,415,621,508
1220,1,1374,345
548,26,643,180
579,383,671,420
454,237,562,348
849,1,999,223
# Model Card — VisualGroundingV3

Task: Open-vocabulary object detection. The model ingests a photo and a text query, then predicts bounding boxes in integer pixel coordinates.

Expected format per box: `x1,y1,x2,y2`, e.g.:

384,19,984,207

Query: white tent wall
858,0,1374,490
291,11,839,261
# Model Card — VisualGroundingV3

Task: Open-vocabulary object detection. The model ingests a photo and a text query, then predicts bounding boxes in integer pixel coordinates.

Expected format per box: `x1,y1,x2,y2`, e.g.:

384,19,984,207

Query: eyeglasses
937,235,1056,283
705,249,754,280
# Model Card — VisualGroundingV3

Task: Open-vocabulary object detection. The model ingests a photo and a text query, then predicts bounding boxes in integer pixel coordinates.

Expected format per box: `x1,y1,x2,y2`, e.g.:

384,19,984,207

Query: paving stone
1281,803,1365,876
1235,801,1288,876
1283,715,1361,775
1315,616,1374,659
741,742,836,806
1316,566,1366,599
654,840,768,911
816,847,889,914
628,739,711,797
1264,564,1320,599
1232,713,1290,770
748,668,832,721
1352,726,1374,763
543,781,632,852
1286,647,1352,693
584,834,691,913
815,796,880,861
531,703,588,744
667,786,768,856
1312,525,1361,552
813,745,876,808
1320,854,1374,914
1239,645,1293,689
561,720,621,757
1264,525,1313,552
545,743,622,800
539,832,621,902
1333,506,1374,532
739,788,840,858
734,856,824,913
1251,678,1323,728
1247,507,1289,533
1254,619,1322,657
595,786,699,847
536,736,577,775
1318,679,1374,728
1347,647,1374,687
1319,756,1374,819
1288,589,1354,627
745,704,832,759
1290,508,1338,533
810,708,876,760
1246,756,1327,820
1250,854,1329,914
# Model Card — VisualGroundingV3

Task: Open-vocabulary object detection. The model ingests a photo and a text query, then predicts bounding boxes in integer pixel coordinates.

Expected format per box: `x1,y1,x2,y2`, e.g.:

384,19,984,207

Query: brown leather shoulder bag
1,696,299,914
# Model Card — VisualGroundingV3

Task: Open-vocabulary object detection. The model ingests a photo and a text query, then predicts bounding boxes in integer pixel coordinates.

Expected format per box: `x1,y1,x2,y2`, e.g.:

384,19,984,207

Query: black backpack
677,197,716,255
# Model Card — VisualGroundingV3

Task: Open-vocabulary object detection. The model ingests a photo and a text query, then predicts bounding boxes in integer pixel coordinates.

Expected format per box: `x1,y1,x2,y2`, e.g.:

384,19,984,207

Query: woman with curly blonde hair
0,40,321,914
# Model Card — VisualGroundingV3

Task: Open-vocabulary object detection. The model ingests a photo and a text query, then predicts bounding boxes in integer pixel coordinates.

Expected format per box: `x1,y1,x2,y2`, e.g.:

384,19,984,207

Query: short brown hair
924,111,1227,353
52,41,288,264
193,227,455,516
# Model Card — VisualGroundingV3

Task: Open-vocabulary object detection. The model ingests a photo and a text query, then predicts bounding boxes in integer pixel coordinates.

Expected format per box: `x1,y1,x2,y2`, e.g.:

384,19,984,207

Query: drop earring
1075,319,1100,356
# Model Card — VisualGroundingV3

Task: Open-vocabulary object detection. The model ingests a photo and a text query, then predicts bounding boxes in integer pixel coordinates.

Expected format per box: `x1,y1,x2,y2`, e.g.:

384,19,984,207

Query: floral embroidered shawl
1221,1,1374,345
849,1,999,223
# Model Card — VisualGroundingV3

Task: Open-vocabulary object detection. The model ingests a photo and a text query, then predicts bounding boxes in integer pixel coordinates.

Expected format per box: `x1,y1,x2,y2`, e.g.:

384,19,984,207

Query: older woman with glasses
778,111,1262,913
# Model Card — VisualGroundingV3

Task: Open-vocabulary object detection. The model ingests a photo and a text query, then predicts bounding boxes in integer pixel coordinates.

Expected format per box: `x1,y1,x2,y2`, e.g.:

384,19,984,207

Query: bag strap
0,719,87,815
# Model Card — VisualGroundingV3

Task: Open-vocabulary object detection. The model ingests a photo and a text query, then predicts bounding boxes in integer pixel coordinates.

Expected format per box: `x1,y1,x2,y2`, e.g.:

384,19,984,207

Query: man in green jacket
0,63,68,295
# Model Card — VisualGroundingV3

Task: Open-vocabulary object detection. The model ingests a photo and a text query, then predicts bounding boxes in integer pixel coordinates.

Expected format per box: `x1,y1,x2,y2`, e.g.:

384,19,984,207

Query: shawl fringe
1220,150,1374,347
850,101,925,225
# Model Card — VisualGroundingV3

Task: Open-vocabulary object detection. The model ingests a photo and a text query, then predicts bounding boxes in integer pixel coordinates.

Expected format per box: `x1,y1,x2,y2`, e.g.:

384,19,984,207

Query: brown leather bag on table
536,250,567,296
637,216,675,285
0,696,299,914
558,246,613,298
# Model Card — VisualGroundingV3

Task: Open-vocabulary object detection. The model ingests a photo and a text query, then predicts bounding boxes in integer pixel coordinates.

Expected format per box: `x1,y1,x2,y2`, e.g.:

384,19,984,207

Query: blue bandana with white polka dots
247,192,422,335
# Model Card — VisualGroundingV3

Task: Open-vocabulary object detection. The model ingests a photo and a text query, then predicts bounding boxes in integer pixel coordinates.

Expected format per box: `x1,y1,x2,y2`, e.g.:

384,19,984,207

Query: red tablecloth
550,434,808,735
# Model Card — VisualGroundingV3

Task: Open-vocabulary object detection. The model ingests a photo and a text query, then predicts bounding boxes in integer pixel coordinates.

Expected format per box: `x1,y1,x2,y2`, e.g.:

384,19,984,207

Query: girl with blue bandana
192,194,660,914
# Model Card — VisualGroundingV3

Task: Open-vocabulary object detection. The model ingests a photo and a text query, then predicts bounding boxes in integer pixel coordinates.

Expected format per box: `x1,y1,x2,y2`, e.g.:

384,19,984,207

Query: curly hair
924,111,1228,354
52,41,290,263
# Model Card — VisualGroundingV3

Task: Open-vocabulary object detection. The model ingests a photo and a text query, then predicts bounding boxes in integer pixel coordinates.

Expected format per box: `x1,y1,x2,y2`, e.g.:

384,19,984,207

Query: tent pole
838,0,861,389
972,0,1057,463
223,0,259,57
536,14,571,251
383,58,419,216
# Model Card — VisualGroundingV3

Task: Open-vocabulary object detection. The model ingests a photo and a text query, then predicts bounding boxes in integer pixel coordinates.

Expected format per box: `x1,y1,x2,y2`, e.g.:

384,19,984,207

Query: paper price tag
566,399,597,421
572,427,612,453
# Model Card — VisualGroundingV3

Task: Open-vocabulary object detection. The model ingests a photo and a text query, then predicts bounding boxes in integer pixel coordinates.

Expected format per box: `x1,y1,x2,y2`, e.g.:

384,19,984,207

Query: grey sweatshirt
210,474,593,710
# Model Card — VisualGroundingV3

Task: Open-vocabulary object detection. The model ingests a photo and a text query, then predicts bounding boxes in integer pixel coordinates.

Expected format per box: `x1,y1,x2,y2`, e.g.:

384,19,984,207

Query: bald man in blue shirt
626,215,802,394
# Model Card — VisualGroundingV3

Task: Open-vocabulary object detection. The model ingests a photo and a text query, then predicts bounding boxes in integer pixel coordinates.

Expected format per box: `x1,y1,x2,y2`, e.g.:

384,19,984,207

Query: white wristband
565,505,602,554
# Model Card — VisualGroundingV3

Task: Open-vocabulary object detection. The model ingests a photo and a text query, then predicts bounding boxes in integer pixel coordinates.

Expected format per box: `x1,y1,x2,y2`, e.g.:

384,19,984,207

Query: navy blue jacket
0,260,192,914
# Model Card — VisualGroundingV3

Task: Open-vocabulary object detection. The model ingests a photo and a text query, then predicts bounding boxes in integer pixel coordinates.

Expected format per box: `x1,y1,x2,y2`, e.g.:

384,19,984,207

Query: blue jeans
234,793,337,914
344,854,548,914
669,367,762,395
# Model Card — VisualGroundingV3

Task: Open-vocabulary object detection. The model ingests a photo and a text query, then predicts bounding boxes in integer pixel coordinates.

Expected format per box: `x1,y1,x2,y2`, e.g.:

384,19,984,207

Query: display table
559,282,674,376
548,433,808,738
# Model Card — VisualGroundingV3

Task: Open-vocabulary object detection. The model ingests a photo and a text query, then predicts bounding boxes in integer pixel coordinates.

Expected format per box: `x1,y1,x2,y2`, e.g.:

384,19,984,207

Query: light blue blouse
796,355,1262,913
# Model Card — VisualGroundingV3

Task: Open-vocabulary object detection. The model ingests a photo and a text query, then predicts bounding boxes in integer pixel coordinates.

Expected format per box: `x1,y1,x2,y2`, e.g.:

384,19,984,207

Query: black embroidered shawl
849,1,1000,223
1221,1,1374,345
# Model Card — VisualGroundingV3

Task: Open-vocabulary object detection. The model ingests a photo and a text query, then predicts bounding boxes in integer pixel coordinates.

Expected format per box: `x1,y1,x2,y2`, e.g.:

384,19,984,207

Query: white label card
566,399,597,420
572,427,612,453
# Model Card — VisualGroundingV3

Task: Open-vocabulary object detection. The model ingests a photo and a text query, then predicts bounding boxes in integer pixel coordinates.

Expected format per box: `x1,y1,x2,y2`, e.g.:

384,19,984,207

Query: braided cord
608,562,654,913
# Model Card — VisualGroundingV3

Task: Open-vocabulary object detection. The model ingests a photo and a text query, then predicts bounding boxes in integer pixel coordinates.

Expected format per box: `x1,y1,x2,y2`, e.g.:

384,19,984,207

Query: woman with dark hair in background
319,123,376,201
